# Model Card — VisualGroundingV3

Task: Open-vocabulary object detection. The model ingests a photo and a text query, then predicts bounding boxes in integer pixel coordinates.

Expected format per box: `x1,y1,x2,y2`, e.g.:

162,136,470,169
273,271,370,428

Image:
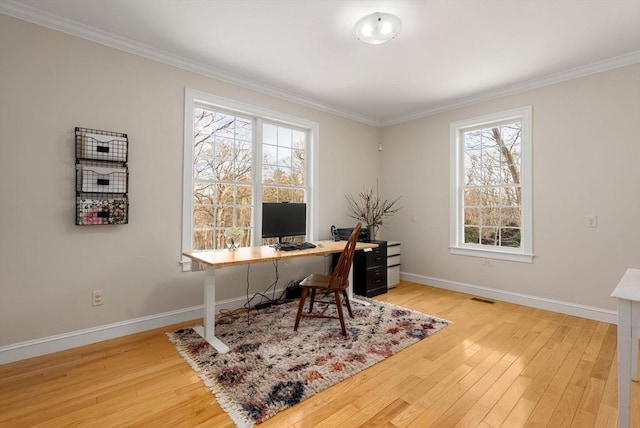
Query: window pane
194,183,216,204
214,113,235,138
464,188,481,206
235,159,252,182
218,206,234,228
277,127,292,148
501,207,521,227
292,167,305,186
451,107,530,258
193,229,214,251
293,149,305,170
237,185,252,206
264,123,277,145
236,119,252,141
263,144,277,166
213,229,226,250
464,226,480,244
464,208,479,226
263,186,278,202
236,207,252,228
480,227,498,245
483,165,501,186
194,158,214,180
291,189,305,202
262,122,307,208
464,150,481,169
278,147,292,168
263,164,276,184
500,187,519,206
276,167,292,184
480,188,499,207
192,104,255,251
464,130,482,151
292,130,305,150
279,188,294,201
193,205,214,228
187,96,313,252
500,228,521,247
481,207,499,226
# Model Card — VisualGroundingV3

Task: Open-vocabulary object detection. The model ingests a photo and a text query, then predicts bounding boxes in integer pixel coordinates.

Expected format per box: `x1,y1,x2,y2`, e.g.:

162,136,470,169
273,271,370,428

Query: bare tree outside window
462,123,522,247
193,108,253,250
262,123,307,245
192,110,308,250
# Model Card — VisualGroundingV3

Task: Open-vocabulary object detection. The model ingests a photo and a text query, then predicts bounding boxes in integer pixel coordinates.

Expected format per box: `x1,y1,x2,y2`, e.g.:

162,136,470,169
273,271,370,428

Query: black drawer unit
353,240,387,297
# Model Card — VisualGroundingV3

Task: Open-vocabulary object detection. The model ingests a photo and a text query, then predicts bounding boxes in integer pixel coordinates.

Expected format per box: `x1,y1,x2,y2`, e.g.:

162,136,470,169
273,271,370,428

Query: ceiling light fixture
353,12,402,45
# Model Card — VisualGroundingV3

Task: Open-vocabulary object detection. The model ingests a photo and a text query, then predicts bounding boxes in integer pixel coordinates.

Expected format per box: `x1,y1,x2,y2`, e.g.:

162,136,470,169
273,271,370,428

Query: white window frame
181,88,319,270
449,106,533,263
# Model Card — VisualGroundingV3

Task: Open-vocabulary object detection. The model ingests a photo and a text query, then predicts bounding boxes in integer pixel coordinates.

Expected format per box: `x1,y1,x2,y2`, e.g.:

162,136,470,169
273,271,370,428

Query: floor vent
470,297,495,304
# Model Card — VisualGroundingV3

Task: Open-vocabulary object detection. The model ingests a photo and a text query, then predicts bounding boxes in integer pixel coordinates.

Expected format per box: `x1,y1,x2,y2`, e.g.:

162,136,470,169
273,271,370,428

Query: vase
226,237,239,251
368,224,377,241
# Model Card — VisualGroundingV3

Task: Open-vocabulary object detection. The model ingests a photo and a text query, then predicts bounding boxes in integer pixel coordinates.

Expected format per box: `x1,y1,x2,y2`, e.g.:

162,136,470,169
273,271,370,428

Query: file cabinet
353,240,387,297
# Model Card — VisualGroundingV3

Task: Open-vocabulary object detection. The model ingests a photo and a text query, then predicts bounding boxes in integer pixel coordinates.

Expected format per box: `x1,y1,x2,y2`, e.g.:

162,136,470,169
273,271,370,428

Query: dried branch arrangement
345,185,402,239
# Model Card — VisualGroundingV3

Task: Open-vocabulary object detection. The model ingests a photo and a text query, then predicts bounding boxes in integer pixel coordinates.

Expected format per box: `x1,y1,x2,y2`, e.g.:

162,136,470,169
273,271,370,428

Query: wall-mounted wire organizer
75,127,129,225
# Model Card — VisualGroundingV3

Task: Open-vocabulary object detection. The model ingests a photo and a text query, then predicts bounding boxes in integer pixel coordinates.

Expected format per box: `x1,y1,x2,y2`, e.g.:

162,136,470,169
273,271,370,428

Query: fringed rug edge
166,330,255,428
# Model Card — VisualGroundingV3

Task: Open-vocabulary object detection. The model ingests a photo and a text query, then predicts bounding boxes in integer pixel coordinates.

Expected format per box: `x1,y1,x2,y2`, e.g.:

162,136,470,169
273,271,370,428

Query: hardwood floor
1,281,638,427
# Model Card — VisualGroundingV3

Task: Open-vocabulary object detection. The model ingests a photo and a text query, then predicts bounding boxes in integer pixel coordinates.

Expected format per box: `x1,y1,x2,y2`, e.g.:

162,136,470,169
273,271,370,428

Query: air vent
470,297,495,304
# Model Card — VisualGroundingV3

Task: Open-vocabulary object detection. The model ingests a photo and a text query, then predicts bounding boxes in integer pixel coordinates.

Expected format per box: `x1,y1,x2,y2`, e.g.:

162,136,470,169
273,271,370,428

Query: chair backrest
328,223,362,290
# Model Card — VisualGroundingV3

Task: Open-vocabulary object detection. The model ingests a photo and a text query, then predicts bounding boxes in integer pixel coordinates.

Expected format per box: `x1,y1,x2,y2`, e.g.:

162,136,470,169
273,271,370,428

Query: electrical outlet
410,213,416,222
585,215,598,228
92,290,103,306
481,259,493,267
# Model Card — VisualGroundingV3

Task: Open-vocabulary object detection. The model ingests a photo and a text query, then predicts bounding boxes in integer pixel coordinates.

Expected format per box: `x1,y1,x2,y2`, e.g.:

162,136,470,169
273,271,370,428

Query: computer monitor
262,202,306,243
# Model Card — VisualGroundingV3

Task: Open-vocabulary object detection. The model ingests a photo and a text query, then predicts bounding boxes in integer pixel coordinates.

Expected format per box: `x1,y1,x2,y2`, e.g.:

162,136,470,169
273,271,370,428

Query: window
262,123,307,202
182,89,318,269
450,106,533,263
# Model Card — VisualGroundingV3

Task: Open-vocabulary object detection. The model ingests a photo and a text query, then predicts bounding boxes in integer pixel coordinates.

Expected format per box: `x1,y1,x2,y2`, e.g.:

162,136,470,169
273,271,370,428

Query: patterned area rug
167,297,450,427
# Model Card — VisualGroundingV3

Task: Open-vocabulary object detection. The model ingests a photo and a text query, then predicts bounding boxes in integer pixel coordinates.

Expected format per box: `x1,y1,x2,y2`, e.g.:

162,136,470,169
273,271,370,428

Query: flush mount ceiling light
353,12,402,45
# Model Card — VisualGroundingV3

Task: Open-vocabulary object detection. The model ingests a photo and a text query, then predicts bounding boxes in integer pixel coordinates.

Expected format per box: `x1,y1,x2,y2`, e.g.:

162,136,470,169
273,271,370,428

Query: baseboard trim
0,291,271,365
401,272,618,325
1,277,616,365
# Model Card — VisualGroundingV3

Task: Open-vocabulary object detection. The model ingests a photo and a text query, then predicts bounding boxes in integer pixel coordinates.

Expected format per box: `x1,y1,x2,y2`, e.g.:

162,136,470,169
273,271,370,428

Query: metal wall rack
75,127,129,225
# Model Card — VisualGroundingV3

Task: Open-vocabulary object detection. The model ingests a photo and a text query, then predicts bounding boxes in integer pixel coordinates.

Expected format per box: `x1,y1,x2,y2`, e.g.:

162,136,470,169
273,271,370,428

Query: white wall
380,64,640,314
2,13,638,358
0,15,381,347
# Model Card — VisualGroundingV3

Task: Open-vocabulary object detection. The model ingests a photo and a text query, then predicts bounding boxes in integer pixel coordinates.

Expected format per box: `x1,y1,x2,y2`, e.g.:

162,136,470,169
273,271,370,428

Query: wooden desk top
183,240,378,269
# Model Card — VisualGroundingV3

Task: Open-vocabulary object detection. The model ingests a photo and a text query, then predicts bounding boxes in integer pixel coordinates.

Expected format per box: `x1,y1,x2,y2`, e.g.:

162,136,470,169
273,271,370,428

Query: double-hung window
450,106,533,263
181,89,318,269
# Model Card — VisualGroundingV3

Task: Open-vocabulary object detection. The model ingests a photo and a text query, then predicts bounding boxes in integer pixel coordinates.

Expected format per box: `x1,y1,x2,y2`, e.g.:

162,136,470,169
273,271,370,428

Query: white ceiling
2,0,639,126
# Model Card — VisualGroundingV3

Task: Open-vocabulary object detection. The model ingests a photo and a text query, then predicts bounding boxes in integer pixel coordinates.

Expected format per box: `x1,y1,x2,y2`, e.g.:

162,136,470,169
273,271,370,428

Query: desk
183,240,377,353
611,268,640,428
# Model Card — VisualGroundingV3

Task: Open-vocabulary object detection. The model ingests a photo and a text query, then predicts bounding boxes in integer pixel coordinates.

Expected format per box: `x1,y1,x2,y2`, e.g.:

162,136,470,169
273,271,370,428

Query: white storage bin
81,132,127,161
388,265,400,288
387,241,401,288
81,166,127,193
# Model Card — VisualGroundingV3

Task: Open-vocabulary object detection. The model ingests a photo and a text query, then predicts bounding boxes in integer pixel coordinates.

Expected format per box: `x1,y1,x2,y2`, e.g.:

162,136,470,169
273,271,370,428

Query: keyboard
277,242,317,251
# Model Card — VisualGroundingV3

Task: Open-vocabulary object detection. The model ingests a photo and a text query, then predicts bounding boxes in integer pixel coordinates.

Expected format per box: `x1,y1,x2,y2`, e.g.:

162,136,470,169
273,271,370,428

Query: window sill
449,246,534,263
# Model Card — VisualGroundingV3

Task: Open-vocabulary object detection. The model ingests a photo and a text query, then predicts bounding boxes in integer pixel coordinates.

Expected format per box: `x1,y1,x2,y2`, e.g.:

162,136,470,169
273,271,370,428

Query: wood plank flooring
1,281,638,427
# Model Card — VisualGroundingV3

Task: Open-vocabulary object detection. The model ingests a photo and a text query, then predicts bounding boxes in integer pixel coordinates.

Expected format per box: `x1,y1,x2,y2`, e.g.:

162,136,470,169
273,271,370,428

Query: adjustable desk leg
319,254,370,307
617,299,632,428
193,266,230,354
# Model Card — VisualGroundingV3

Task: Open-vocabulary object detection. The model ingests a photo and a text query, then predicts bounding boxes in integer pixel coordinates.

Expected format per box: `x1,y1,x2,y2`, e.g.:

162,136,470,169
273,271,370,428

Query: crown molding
382,50,640,127
2,0,638,129
0,0,382,127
